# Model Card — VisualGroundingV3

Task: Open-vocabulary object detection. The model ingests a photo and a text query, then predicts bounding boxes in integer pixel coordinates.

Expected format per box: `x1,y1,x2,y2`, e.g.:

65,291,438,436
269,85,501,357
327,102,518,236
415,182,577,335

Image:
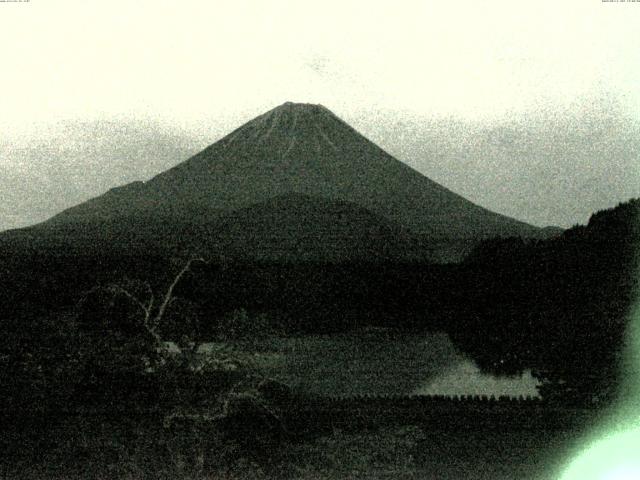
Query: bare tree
81,256,207,353
75,255,289,473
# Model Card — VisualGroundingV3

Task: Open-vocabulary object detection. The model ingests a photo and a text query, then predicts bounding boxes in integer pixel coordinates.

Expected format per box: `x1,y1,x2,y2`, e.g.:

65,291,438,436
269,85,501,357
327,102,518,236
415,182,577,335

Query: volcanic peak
43,101,546,244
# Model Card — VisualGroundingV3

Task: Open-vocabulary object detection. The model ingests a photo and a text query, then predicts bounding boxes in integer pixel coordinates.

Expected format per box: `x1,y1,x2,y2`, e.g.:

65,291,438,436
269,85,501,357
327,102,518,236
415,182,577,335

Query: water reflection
413,359,540,397
259,330,541,398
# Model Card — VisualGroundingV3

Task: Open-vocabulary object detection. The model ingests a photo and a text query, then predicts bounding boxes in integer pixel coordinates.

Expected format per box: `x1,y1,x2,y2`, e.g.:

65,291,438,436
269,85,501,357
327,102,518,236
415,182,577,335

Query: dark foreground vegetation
1,395,599,480
0,198,637,478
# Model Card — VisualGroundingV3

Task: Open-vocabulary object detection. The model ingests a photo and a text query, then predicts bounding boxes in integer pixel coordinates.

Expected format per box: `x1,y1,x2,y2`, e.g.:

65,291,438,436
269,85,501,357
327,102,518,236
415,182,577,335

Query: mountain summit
48,101,543,248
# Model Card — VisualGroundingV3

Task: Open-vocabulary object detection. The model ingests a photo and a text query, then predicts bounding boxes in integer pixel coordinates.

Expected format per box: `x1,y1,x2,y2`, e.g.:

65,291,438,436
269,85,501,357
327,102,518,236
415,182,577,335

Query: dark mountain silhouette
3,194,426,261
207,194,426,261
47,104,548,225
8,102,557,261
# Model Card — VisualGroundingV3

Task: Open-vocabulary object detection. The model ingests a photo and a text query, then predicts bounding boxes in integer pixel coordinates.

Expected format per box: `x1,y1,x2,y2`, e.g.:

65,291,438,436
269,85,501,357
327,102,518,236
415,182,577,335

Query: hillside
450,198,640,404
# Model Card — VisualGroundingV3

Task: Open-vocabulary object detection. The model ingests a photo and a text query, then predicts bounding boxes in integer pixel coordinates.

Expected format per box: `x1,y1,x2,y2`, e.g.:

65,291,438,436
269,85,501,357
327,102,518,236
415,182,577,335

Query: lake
241,329,540,398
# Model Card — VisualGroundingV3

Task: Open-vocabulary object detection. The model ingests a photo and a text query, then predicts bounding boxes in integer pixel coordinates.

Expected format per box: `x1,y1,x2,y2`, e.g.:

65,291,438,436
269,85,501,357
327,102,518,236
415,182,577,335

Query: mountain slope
204,194,425,261
46,102,546,240
4,193,427,261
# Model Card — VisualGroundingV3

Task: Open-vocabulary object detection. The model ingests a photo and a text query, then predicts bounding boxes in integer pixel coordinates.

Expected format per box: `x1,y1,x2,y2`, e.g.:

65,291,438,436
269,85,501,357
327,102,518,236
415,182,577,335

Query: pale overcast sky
1,0,639,230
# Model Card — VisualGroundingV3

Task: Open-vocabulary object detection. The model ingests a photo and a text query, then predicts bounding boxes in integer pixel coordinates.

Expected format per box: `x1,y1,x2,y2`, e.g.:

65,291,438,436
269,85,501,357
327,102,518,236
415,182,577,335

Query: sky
1,0,639,230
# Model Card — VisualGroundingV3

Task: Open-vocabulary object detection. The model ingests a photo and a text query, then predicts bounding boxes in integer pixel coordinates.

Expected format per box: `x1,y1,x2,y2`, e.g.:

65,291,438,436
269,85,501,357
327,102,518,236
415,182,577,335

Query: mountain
208,194,423,261
8,102,555,261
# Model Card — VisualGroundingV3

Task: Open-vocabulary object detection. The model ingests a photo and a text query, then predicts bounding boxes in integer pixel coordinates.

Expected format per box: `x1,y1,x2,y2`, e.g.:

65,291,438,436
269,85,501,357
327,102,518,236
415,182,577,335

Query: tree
88,257,207,346
72,257,211,410
72,254,290,451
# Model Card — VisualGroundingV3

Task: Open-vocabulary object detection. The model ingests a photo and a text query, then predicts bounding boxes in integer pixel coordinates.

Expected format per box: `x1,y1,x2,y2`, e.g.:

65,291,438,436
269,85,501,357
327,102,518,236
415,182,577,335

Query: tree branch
107,285,151,321
105,284,162,345
154,257,206,325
